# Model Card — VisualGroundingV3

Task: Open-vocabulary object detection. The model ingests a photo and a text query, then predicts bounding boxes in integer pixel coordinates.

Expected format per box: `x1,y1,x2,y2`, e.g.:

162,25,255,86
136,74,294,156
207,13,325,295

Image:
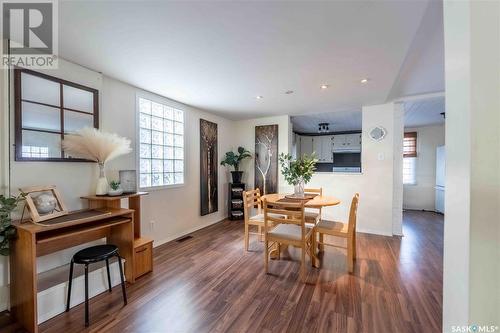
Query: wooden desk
10,208,135,333
81,192,153,279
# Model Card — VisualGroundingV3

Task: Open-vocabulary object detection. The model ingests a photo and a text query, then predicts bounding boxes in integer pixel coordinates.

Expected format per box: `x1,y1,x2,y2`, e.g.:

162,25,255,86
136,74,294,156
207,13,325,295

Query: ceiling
58,0,443,120
404,96,445,128
292,111,362,134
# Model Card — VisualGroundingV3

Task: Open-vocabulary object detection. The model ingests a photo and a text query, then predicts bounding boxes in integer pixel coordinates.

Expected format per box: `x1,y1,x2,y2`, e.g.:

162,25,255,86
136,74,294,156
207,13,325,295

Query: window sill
139,183,185,191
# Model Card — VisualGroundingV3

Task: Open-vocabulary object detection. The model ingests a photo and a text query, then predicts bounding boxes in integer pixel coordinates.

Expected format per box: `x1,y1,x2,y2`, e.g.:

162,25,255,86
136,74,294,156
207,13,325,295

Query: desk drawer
134,239,153,278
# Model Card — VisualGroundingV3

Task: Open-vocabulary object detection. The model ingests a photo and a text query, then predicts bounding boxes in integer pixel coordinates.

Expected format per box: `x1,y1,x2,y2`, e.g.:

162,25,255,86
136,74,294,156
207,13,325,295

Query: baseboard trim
152,216,228,248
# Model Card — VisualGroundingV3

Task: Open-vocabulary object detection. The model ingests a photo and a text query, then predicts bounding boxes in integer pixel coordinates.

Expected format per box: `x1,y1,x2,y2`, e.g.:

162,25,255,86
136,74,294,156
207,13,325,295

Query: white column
443,0,500,330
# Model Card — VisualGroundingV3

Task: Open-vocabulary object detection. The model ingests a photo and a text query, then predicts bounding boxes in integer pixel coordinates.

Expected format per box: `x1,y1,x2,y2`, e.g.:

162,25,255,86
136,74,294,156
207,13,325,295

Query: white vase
96,163,108,195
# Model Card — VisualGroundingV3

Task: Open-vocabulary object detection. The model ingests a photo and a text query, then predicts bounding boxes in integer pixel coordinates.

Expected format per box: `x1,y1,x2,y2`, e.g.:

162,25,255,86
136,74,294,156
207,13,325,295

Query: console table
10,208,135,333
80,192,153,279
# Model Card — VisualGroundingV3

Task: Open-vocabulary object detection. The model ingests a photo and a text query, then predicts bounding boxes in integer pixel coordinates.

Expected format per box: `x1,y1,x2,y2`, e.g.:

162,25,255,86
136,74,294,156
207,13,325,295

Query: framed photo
20,185,68,223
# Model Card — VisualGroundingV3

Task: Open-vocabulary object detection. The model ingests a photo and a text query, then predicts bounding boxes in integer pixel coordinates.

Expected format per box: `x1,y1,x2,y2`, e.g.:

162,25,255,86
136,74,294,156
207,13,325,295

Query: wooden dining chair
242,189,264,251
262,198,315,282
304,188,323,227
315,193,359,273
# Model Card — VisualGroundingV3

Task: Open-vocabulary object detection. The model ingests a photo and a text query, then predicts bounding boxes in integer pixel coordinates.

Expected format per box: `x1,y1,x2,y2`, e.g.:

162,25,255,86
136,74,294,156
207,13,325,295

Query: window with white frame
138,97,184,188
403,157,416,185
403,132,417,185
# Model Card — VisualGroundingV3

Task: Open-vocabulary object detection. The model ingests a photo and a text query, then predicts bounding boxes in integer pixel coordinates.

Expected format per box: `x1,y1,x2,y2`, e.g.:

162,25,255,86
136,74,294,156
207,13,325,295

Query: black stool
66,244,127,327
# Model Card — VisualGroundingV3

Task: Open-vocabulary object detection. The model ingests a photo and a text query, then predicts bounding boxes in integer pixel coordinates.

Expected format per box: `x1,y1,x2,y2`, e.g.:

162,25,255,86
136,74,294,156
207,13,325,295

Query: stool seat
73,244,119,264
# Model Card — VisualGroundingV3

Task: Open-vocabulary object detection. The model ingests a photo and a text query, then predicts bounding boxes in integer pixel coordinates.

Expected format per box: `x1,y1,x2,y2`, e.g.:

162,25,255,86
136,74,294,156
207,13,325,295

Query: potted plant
108,180,123,196
220,147,252,183
0,193,25,256
279,153,318,197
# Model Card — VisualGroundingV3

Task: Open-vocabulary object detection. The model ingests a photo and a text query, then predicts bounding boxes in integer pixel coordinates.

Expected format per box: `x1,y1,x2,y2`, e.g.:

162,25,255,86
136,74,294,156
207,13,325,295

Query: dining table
260,193,341,267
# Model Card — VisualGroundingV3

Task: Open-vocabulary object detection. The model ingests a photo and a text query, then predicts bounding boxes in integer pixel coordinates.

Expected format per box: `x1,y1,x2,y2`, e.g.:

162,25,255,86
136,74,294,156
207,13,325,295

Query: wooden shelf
36,217,131,244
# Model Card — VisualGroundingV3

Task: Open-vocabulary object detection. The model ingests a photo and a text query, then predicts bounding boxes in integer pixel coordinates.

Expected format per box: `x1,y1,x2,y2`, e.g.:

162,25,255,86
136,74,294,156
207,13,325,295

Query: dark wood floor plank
29,211,444,333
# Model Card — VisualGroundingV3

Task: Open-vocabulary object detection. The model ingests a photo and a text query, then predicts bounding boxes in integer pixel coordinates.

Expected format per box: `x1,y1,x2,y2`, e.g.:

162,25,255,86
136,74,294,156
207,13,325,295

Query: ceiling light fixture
256,95,263,99
285,90,294,94
320,84,329,90
360,78,369,84
318,123,330,133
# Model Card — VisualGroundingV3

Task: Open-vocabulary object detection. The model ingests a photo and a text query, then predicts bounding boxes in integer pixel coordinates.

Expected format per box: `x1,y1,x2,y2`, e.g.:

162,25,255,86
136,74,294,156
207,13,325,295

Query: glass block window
138,97,184,188
14,68,98,161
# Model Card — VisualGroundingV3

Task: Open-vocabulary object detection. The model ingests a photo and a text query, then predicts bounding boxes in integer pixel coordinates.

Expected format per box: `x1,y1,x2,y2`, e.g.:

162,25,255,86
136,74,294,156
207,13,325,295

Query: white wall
101,77,236,246
307,102,403,236
233,115,292,194
403,124,445,211
443,0,500,329
0,59,236,314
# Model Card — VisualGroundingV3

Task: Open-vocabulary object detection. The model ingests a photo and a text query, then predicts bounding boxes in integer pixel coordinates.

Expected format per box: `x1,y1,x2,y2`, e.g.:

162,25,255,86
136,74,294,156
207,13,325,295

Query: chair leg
300,246,306,282
116,254,127,305
276,242,281,260
66,259,74,312
244,222,249,251
258,225,263,241
264,239,269,274
84,264,89,327
311,233,318,268
353,232,357,260
347,237,354,273
105,258,112,292
319,233,324,252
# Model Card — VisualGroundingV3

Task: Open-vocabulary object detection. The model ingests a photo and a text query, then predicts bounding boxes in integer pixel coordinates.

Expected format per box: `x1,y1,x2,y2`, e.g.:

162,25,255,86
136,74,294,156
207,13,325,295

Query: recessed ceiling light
360,78,369,84
256,95,263,99
285,90,294,94
320,84,329,89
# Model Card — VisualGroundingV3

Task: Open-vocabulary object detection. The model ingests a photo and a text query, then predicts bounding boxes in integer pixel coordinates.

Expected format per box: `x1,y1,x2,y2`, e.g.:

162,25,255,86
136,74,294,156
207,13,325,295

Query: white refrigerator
435,145,445,214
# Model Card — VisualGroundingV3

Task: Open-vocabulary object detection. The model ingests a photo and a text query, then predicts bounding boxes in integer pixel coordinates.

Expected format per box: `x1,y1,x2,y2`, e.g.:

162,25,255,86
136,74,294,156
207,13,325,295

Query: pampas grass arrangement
62,127,132,195
62,127,131,163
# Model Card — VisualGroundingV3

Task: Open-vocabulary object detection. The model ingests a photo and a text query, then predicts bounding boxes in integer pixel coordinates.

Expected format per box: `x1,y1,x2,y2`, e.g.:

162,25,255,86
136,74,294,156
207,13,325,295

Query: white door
300,136,313,157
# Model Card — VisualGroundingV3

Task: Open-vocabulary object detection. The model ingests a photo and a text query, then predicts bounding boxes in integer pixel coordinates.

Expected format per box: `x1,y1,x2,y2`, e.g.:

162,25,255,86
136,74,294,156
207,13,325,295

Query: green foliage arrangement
220,146,252,171
279,153,318,186
109,180,121,191
0,193,25,256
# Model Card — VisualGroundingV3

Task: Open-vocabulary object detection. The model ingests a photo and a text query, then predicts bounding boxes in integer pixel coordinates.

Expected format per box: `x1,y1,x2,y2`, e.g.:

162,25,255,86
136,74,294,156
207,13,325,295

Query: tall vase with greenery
279,153,318,198
62,127,132,195
221,147,251,183
0,193,25,256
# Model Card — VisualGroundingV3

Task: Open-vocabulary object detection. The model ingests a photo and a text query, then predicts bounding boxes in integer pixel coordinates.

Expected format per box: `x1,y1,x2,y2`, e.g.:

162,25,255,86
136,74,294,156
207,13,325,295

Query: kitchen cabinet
298,135,333,162
318,135,333,162
299,136,313,157
333,133,361,152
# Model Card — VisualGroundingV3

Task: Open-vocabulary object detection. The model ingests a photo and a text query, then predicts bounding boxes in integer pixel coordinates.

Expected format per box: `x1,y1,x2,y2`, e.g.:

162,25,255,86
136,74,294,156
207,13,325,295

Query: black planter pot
231,171,243,183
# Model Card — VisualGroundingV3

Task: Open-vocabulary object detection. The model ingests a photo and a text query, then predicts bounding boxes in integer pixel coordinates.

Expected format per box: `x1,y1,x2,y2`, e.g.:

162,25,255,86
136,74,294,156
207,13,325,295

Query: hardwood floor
13,211,443,333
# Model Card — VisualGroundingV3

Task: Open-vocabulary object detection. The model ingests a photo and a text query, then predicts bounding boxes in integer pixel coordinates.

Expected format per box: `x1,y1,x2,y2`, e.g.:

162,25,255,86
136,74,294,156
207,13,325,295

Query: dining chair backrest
347,193,360,235
304,187,323,214
304,188,322,196
262,198,306,237
243,189,262,219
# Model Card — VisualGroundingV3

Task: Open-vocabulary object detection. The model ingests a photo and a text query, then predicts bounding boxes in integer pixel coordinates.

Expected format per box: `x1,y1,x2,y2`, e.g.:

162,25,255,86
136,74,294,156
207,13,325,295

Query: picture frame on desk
20,185,68,223
119,170,138,194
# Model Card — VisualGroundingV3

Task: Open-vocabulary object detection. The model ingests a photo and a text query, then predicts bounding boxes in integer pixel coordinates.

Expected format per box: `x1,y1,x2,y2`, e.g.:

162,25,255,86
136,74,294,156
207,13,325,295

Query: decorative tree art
255,124,278,195
200,119,218,215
